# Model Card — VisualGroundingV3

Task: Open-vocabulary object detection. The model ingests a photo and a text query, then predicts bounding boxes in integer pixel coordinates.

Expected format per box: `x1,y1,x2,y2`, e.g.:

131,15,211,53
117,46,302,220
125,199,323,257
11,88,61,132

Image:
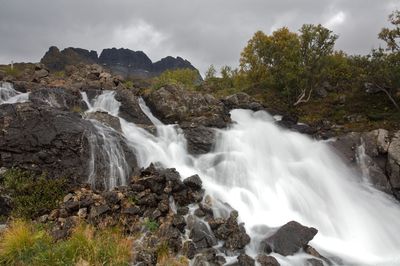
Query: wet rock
86,112,122,132
183,240,197,259
192,248,221,266
102,191,120,205
183,174,203,190
189,219,218,250
177,206,189,215
183,126,216,154
257,254,280,266
172,214,187,232
306,258,324,266
259,239,272,254
214,211,250,251
0,102,136,187
237,254,255,266
114,88,152,125
29,87,85,111
265,221,318,256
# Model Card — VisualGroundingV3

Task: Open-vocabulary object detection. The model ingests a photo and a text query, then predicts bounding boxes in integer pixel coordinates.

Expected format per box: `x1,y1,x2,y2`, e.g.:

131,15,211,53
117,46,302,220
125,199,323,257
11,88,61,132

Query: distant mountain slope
40,46,199,79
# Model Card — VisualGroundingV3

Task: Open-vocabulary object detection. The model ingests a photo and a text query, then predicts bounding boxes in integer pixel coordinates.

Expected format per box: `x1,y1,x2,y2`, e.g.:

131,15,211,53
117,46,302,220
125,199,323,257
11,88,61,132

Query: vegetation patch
0,220,133,266
1,168,67,219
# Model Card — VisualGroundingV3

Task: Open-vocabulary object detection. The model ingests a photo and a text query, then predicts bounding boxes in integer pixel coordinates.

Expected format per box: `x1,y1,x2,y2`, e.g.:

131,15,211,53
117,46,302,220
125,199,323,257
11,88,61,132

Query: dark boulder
189,218,218,250
183,174,203,190
265,221,318,256
257,254,280,266
114,88,152,125
237,254,255,266
183,126,216,154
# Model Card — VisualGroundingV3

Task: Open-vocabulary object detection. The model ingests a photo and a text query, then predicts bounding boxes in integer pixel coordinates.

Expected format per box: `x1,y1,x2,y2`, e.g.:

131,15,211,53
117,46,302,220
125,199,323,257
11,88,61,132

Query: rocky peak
98,48,153,70
153,56,195,73
41,46,98,71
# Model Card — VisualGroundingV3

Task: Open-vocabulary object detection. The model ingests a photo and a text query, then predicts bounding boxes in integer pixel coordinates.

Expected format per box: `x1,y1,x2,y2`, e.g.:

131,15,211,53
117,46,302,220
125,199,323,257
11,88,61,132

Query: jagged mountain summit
40,46,198,79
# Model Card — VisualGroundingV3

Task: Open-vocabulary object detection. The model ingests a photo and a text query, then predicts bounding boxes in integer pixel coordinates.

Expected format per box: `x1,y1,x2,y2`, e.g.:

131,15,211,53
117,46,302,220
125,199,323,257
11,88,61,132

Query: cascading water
81,91,130,190
85,91,400,265
0,82,29,104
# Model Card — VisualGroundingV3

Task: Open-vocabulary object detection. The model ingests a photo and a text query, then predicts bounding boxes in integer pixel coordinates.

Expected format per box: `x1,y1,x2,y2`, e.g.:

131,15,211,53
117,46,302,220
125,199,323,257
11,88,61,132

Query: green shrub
2,168,67,219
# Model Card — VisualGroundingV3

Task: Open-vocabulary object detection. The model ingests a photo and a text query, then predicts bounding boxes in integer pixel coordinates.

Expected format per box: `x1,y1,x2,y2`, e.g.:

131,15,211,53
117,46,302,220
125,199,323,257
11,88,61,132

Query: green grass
143,218,159,232
1,168,67,219
0,220,133,266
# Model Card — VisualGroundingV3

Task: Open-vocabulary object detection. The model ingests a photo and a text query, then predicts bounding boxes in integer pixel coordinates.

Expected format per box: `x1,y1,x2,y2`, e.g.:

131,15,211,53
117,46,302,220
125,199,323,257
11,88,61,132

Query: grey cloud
0,0,399,74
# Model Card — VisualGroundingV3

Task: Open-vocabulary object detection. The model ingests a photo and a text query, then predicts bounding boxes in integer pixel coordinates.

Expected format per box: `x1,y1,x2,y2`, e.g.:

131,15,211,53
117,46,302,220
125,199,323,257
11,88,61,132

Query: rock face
143,85,230,154
144,85,230,128
0,102,136,187
265,221,318,256
40,46,199,79
330,129,395,195
388,131,400,194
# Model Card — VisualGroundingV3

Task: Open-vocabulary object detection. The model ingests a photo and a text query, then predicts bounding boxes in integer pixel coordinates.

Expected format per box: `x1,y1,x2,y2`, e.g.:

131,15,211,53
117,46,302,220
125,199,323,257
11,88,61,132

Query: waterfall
81,91,130,190
0,82,29,104
84,91,400,265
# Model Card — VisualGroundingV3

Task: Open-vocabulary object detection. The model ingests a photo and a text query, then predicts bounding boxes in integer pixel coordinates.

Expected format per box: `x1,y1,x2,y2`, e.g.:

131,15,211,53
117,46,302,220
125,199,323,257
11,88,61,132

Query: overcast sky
0,0,399,74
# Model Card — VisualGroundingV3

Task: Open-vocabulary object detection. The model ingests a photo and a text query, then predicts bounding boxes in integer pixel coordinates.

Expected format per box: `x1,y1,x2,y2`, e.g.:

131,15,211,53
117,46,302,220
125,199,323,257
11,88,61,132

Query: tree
205,65,217,80
240,25,338,105
294,24,338,105
379,10,400,52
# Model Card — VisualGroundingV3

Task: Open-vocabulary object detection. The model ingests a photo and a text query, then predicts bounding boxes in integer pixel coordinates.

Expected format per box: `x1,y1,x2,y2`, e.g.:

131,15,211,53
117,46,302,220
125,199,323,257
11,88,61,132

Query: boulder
265,221,318,256
257,254,280,266
114,88,152,125
189,218,218,250
143,85,230,128
237,254,255,266
183,126,216,154
222,92,264,111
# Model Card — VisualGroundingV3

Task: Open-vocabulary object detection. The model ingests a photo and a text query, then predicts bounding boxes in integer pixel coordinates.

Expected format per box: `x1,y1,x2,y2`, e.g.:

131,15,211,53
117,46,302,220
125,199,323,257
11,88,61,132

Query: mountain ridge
40,46,198,79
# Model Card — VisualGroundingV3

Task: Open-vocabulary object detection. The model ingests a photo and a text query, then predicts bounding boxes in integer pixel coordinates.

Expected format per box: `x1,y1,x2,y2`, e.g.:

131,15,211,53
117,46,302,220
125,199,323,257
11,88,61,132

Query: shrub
2,168,67,219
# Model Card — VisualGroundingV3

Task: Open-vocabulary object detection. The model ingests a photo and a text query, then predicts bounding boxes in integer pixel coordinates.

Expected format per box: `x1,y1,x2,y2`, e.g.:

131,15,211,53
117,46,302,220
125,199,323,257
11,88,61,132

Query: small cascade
81,91,130,190
0,82,29,104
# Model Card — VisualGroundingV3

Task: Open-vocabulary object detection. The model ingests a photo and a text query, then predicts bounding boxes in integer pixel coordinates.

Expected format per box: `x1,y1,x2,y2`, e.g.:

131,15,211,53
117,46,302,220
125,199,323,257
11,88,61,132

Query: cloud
0,0,399,74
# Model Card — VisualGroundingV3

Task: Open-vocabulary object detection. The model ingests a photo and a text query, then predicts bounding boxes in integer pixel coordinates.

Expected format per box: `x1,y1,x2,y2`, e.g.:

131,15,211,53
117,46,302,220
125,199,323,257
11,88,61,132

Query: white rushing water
82,91,130,190
88,91,400,266
0,82,29,104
